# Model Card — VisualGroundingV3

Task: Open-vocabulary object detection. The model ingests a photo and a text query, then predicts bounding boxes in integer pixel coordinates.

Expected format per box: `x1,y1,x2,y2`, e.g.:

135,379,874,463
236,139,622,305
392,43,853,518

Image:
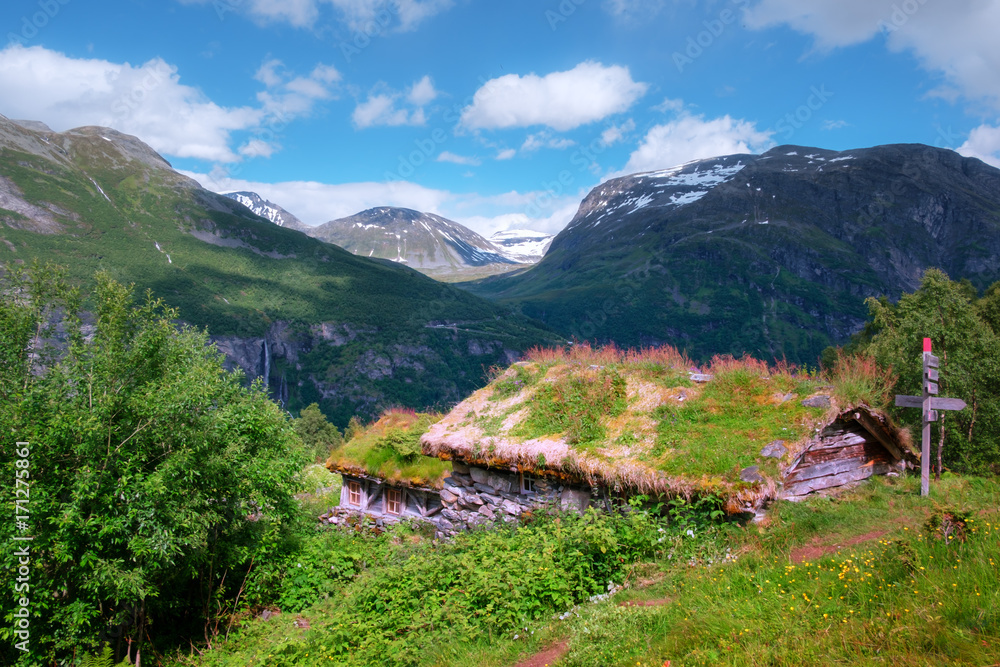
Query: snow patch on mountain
489,229,554,262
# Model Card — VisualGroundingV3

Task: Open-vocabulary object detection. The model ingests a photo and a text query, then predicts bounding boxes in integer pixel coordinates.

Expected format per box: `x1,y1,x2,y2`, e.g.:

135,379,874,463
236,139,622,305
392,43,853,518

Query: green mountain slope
0,117,559,424
463,145,1000,363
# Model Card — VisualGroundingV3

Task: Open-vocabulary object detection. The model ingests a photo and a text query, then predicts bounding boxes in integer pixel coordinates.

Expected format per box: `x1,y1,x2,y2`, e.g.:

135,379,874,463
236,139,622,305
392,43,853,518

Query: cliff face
465,144,1000,363
211,320,522,425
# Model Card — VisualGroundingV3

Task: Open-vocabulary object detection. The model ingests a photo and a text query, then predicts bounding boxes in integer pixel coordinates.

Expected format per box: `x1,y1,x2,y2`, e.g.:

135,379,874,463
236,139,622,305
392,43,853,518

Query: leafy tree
862,269,1000,475
344,415,365,442
0,267,307,665
293,403,343,461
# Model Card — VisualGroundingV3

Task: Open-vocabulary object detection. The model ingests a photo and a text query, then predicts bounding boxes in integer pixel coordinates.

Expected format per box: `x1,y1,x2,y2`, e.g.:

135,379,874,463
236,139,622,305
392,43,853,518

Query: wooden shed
782,406,916,498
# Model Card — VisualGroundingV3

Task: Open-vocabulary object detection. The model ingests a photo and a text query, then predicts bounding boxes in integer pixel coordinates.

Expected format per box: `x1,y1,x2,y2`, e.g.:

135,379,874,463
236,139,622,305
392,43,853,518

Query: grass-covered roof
420,345,910,508
327,410,451,489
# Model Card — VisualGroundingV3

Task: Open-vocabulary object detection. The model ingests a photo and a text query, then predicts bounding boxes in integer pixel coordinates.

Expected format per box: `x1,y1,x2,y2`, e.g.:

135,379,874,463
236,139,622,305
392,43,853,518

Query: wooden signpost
894,338,967,496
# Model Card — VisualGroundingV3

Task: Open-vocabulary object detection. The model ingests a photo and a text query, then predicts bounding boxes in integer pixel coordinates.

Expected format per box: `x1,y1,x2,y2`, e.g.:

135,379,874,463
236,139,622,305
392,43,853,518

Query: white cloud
407,75,438,106
327,0,454,32
239,138,277,158
352,76,436,128
183,168,577,237
184,169,453,225
437,151,480,166
744,0,1000,109
0,46,338,163
614,108,774,176
600,119,635,146
520,131,576,152
601,0,667,22
177,0,319,27
957,124,1000,168
178,0,453,30
255,58,341,119
821,119,850,131
352,93,420,128
0,45,262,163
254,59,285,87
495,148,517,160
459,61,648,132
653,97,685,113
352,94,410,127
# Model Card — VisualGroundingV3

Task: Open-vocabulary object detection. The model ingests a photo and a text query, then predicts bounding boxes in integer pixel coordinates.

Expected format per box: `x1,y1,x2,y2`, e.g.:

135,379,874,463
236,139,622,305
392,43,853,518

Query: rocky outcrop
210,320,522,421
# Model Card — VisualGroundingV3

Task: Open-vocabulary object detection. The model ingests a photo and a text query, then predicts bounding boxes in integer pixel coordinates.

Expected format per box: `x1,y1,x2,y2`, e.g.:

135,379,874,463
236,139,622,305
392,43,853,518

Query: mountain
489,229,554,263
308,207,526,280
0,116,559,425
222,190,311,233
463,144,1000,363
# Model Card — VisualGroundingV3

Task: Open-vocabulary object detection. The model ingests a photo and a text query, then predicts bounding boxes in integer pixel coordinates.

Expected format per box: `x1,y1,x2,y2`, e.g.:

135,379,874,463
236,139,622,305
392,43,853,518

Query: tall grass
827,351,898,409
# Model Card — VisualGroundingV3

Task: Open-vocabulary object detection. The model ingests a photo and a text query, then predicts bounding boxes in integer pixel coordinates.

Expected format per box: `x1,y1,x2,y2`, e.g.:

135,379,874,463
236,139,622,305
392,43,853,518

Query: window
348,481,361,507
520,474,536,495
385,488,403,515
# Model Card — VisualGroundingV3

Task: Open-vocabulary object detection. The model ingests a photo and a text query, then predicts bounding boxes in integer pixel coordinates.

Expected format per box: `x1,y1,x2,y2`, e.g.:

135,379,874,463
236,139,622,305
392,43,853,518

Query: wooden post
921,338,938,496
895,338,965,497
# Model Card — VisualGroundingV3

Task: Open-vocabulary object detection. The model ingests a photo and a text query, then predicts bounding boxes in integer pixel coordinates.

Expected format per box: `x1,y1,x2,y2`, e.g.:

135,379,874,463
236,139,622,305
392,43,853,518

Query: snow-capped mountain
468,143,1000,363
566,154,751,236
489,229,553,262
309,207,521,276
222,191,310,232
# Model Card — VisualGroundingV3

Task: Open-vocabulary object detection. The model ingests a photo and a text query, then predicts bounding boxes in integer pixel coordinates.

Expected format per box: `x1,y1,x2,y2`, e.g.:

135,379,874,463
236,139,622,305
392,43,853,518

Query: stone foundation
432,462,601,538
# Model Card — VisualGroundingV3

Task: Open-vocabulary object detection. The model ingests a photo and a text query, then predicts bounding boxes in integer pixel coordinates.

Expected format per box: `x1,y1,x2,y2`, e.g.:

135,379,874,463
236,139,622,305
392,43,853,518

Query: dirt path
790,529,889,563
513,640,569,667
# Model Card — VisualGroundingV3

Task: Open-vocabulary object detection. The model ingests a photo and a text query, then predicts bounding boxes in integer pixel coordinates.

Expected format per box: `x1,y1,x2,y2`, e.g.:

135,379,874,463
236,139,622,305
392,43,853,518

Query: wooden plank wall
783,422,895,497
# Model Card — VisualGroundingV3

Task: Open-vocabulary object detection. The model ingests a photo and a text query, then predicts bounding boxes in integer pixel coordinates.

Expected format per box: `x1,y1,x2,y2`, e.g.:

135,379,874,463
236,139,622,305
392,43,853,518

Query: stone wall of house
434,461,599,538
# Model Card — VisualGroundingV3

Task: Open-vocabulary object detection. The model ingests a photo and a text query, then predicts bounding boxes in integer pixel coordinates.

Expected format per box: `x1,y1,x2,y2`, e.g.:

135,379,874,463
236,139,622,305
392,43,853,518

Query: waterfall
261,338,270,387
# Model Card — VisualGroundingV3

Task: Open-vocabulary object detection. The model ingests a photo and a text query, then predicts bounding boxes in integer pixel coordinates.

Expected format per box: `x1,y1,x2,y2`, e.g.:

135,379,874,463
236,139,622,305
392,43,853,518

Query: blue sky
1,0,998,236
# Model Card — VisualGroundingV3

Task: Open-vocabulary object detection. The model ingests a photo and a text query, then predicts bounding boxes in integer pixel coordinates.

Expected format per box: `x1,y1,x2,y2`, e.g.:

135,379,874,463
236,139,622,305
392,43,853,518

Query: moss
440,345,900,500
327,410,451,488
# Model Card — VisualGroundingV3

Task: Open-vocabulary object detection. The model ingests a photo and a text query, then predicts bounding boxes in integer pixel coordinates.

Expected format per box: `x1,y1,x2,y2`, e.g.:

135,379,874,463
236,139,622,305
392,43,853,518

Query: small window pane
386,488,402,515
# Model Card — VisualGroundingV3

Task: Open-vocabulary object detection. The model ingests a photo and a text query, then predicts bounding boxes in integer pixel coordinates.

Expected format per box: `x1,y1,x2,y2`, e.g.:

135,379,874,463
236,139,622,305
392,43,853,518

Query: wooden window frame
385,487,403,515
520,473,536,495
347,481,362,507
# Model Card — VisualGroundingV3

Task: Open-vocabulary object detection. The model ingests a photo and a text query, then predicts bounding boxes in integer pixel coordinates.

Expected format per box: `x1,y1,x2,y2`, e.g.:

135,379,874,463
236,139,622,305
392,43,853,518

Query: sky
1,0,999,237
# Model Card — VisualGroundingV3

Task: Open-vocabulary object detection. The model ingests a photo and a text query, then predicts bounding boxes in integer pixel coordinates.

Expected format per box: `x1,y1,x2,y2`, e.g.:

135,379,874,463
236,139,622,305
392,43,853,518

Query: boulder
560,488,591,514
439,488,458,504
501,500,521,516
487,472,513,493
478,505,496,519
801,395,832,408
480,493,501,506
470,467,489,484
740,466,763,483
473,482,494,494
451,461,470,474
760,440,788,459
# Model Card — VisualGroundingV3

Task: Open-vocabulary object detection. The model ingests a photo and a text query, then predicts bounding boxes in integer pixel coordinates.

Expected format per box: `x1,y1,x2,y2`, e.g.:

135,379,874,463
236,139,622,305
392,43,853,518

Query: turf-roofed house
419,346,917,527
325,411,451,529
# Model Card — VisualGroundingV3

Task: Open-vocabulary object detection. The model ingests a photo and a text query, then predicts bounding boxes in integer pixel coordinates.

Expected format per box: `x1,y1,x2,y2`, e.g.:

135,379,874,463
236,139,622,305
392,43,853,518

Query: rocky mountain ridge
308,206,521,278
464,143,1000,363
0,116,559,425
222,191,311,232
